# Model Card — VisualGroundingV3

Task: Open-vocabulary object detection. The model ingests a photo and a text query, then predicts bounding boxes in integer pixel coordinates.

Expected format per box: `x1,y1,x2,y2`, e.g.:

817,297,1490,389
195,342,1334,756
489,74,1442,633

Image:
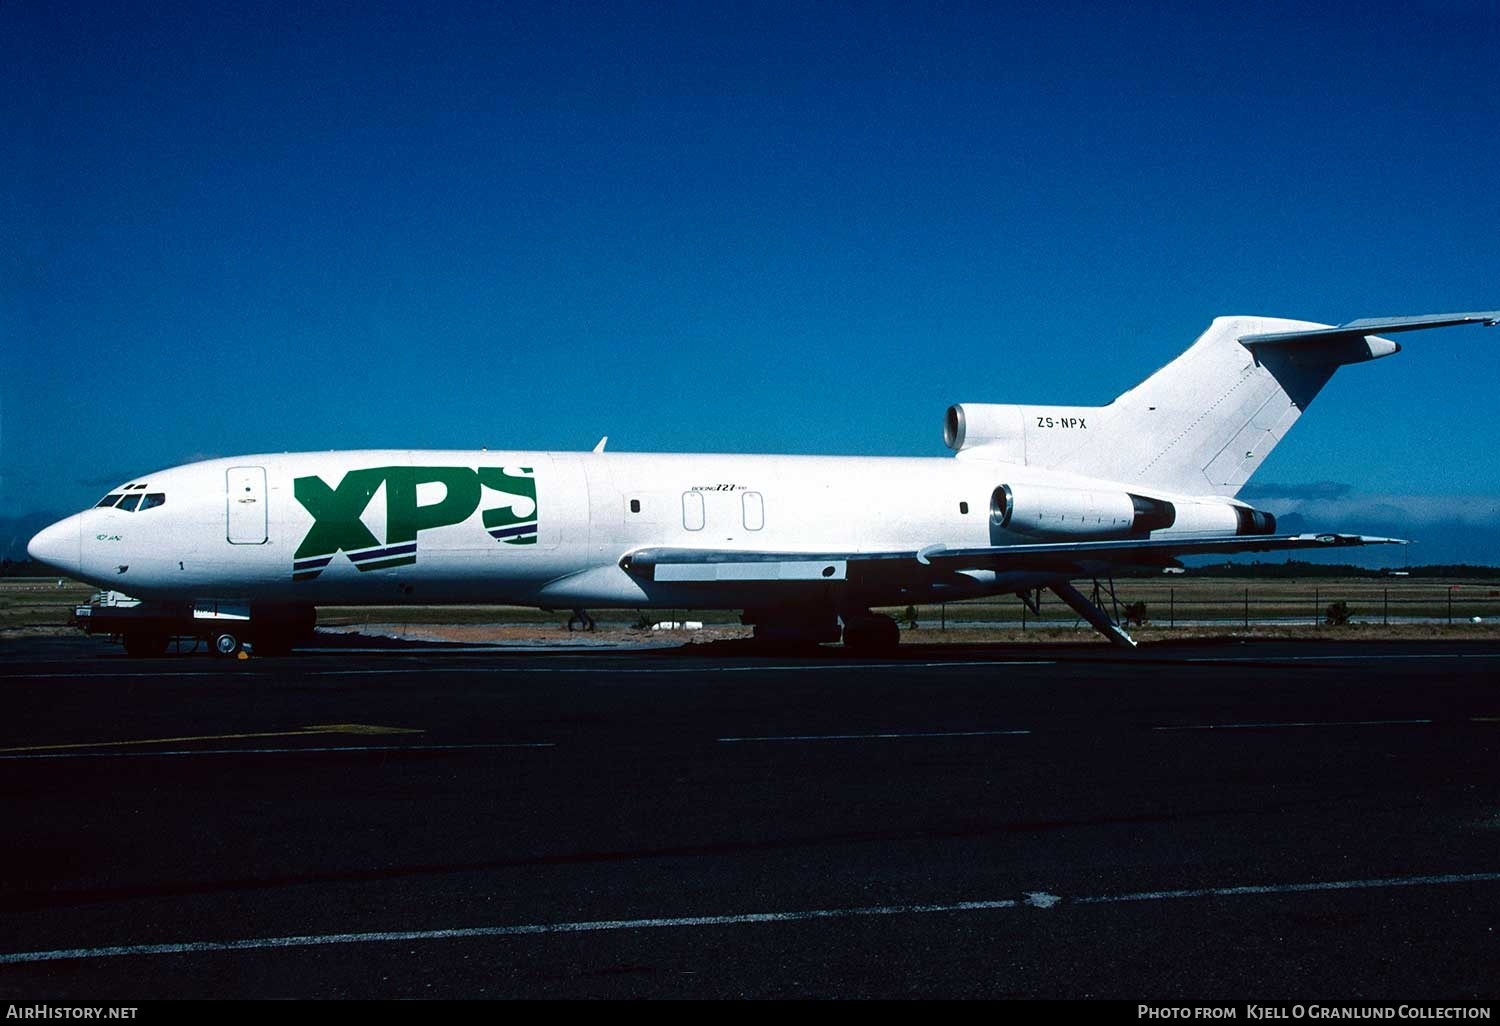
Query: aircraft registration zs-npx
27,311,1499,656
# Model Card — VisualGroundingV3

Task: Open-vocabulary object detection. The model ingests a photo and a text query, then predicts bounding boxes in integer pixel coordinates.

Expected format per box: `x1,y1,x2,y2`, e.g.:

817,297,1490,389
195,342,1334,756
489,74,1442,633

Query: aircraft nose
27,514,83,578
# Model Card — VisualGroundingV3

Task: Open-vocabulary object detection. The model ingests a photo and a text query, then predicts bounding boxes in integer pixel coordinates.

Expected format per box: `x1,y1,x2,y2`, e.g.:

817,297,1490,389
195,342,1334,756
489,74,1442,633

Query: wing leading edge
621,533,1404,583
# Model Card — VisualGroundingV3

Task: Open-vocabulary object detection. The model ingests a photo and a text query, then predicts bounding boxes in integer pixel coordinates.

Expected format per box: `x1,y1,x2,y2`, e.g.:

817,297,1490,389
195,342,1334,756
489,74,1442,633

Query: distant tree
1407,565,1500,579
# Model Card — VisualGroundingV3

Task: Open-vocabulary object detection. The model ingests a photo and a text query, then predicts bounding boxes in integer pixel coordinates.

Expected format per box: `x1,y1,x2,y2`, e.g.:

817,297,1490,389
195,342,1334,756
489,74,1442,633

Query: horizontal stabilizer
1240,311,1500,347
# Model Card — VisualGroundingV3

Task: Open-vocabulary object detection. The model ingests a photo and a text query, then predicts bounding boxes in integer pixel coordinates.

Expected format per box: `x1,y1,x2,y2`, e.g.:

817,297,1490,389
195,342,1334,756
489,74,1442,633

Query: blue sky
4,1,1498,560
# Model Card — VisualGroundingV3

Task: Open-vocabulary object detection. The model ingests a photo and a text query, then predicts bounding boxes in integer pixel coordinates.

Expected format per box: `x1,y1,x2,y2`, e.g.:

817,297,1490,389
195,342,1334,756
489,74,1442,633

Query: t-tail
945,311,1499,496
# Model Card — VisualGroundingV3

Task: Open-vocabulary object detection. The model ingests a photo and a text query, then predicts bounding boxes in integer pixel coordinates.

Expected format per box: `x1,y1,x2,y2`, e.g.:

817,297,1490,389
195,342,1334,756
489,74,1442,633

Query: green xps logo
292,466,537,581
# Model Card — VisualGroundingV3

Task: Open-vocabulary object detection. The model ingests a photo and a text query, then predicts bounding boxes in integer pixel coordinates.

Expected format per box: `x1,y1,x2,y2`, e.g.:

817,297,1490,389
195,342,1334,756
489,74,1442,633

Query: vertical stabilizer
953,316,1400,496
1083,315,1366,495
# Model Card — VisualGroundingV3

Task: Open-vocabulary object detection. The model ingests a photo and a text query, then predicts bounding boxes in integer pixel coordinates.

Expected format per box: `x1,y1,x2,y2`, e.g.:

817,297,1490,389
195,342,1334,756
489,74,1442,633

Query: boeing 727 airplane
27,311,1500,655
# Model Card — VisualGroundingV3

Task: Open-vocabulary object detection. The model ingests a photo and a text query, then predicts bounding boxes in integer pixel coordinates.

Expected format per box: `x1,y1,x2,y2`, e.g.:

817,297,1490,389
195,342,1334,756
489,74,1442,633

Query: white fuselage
31,449,1246,611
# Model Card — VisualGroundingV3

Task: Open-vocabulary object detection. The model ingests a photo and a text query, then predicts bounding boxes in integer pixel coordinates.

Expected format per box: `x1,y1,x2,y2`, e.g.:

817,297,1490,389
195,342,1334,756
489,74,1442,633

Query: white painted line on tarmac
0,899,1024,966
1153,718,1432,732
10,672,233,680
304,646,674,654
0,723,420,754
2,870,1496,966
6,660,1055,681
0,742,555,761
1071,871,1500,905
307,660,1056,677
1186,653,1500,663
719,729,1031,743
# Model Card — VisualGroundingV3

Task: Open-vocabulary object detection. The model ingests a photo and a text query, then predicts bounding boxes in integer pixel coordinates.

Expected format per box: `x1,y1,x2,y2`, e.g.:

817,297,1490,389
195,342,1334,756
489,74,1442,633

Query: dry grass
0,579,95,636
883,577,1500,628
5,575,1498,643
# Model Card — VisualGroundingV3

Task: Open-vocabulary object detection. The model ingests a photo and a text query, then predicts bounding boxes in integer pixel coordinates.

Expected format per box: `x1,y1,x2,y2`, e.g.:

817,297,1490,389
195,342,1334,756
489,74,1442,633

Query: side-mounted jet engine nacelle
945,402,1100,461
989,484,1275,540
990,483,1176,539
946,403,1025,460
1167,499,1278,537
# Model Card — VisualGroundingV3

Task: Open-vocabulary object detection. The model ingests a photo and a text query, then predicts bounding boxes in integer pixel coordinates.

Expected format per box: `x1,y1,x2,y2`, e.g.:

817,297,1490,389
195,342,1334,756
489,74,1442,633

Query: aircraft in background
28,311,1499,655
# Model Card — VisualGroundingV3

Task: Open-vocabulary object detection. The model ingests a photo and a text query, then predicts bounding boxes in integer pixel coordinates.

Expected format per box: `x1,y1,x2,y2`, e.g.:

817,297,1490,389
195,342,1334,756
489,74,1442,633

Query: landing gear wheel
123,631,169,658
252,633,293,657
213,631,242,657
842,615,901,655
744,609,842,649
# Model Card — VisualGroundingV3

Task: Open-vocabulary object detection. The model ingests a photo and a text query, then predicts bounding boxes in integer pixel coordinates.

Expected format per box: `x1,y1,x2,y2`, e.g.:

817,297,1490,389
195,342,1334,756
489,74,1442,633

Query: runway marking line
10,651,1499,681
7,660,1056,681
719,729,1031,743
0,723,421,754
1185,653,1500,663
10,672,234,680
2,870,1497,966
1153,718,1432,732
307,660,1057,677
0,742,555,761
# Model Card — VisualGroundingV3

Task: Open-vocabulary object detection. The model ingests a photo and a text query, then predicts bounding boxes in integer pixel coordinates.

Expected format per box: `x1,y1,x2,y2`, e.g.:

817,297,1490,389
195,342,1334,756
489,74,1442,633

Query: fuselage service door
226,466,268,544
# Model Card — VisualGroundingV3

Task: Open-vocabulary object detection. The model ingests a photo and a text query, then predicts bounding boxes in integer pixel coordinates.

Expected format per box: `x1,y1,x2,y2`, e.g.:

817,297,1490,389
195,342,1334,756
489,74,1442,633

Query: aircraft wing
1239,311,1500,346
621,533,1404,583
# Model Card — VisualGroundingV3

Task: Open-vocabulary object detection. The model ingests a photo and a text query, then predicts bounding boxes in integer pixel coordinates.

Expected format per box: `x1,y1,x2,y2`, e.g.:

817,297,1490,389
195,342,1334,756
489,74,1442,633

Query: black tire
842,615,901,655
252,632,294,657
123,632,169,658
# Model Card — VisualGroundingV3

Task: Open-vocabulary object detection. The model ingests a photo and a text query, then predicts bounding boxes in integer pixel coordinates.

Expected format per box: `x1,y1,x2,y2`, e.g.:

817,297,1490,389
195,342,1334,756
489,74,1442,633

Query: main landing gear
739,607,903,655
840,612,901,655
741,574,1140,656
1021,576,1138,650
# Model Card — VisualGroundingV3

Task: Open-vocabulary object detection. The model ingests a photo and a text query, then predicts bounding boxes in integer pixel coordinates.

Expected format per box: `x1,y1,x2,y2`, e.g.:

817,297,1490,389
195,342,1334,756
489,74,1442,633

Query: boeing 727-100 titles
27,311,1500,655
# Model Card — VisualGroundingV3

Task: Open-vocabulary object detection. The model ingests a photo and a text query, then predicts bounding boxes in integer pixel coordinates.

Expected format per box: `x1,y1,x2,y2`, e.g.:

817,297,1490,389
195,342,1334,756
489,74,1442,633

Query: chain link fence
901,578,1500,630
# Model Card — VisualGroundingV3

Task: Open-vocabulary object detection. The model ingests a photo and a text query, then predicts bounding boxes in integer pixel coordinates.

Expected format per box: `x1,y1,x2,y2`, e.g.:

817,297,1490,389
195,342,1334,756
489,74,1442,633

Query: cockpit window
96,489,166,512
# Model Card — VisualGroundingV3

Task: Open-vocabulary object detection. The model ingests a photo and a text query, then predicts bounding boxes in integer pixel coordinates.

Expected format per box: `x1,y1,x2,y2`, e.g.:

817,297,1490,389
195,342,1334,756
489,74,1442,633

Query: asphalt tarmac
1,636,1497,999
